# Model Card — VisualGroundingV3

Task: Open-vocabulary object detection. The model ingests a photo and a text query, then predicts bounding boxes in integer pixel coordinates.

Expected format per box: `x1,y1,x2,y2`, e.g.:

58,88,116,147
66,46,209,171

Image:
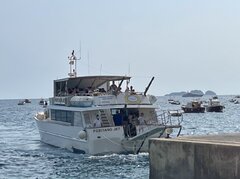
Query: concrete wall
149,137,240,179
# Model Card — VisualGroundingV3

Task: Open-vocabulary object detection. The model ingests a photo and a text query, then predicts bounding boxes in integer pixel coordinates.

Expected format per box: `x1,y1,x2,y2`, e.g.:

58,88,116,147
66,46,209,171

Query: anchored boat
34,51,182,155
206,96,225,112
181,100,205,113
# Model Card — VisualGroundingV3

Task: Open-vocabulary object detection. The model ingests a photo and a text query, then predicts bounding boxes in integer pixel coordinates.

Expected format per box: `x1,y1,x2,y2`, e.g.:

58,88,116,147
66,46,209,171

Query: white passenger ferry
34,51,182,155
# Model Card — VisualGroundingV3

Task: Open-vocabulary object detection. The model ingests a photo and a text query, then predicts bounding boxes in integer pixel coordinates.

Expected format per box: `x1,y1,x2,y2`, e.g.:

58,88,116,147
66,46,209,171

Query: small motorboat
229,99,236,103
169,100,180,105
24,99,31,103
181,101,205,113
39,99,44,105
18,100,25,105
206,97,224,112
168,110,183,117
234,100,239,104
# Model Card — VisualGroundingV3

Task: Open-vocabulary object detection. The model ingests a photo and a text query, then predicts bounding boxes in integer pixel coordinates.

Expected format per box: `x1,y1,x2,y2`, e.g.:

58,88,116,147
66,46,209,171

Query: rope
136,136,147,154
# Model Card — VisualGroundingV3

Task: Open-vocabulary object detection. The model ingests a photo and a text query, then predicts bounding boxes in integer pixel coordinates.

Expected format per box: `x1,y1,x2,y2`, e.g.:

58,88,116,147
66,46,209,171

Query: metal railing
157,110,183,126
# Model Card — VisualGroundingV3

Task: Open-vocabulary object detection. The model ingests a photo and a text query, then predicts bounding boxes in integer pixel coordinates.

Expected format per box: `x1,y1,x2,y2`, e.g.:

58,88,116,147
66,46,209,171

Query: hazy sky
1,0,240,99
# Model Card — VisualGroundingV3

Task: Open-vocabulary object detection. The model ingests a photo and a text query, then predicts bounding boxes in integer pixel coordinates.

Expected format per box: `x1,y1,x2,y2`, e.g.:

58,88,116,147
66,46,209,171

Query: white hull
35,118,167,155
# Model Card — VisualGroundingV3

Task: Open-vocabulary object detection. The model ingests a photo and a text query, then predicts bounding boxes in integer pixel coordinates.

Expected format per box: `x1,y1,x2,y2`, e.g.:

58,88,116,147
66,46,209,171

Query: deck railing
156,110,183,126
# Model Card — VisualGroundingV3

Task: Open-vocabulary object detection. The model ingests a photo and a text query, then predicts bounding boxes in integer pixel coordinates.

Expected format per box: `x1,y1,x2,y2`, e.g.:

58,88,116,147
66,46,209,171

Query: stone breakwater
149,133,240,179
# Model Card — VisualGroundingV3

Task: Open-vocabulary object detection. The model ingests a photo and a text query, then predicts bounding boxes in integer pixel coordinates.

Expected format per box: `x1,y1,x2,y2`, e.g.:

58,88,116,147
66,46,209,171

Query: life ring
125,95,141,104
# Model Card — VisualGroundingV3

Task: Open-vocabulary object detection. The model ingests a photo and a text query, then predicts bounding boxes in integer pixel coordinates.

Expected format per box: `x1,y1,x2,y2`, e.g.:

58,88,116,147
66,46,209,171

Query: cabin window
51,109,74,125
66,111,74,123
51,109,56,120
83,113,92,127
111,109,120,115
74,112,83,127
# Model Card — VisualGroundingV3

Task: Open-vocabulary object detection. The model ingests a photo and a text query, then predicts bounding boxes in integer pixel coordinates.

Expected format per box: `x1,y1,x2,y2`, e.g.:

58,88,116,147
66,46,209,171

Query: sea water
0,96,239,179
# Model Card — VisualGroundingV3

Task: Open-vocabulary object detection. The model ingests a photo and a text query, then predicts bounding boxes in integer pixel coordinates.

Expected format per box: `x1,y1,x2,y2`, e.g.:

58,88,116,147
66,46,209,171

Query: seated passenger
110,81,118,91
130,86,135,94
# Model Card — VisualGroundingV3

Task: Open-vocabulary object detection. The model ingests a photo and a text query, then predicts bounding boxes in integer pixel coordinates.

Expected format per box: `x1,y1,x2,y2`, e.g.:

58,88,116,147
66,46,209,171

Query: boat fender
78,130,87,140
165,128,173,135
36,112,45,120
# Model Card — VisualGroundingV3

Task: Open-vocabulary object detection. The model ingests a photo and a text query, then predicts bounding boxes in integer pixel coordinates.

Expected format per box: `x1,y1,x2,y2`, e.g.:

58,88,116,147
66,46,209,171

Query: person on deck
138,113,146,132
93,114,102,128
138,113,146,125
113,111,123,126
110,81,117,90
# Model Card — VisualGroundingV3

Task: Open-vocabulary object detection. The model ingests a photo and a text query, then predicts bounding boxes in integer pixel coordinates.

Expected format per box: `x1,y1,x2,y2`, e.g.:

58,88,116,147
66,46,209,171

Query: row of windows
51,110,74,125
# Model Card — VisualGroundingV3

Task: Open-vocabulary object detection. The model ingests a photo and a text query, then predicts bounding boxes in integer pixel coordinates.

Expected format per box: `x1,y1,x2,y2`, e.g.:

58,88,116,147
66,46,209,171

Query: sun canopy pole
144,77,154,96
115,78,124,95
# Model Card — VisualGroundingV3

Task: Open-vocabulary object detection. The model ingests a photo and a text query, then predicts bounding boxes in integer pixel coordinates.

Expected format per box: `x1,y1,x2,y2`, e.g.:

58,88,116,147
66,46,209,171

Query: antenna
75,41,82,77
128,63,130,76
79,41,82,61
100,64,102,75
88,51,90,75
127,63,131,85
75,41,82,76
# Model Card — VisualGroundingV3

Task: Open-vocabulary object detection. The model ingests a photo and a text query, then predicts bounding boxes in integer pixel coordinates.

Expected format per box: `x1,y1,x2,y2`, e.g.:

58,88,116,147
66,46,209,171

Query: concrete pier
149,133,240,179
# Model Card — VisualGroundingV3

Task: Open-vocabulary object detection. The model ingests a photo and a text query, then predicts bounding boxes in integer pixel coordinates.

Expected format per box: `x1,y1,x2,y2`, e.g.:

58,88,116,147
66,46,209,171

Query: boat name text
98,95,115,105
93,127,120,133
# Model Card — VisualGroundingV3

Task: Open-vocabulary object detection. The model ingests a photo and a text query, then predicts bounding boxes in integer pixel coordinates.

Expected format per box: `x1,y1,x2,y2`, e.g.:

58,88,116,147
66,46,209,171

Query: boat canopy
54,75,131,97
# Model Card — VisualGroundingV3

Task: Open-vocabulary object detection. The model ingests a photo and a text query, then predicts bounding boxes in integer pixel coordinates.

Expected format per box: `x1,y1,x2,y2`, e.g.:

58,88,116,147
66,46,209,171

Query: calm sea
0,95,239,179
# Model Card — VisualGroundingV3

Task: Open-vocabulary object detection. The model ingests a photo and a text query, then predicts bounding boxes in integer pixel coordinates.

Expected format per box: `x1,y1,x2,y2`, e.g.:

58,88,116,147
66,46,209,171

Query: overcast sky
1,0,240,99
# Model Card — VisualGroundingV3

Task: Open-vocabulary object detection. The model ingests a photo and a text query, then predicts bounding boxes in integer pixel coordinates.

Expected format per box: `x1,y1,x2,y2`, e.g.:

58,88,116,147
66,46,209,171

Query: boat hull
206,105,224,112
181,107,205,113
35,118,170,155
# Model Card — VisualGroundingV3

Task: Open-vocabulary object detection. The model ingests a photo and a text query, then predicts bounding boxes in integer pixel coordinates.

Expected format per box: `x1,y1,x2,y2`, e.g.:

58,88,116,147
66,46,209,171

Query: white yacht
34,51,183,155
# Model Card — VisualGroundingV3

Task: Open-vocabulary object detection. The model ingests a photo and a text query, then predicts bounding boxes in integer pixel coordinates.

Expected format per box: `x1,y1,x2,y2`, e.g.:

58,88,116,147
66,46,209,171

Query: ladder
99,110,111,127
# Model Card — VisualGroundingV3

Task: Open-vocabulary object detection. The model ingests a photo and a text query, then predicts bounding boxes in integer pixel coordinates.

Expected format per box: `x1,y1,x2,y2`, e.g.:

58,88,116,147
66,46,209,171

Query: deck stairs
100,110,112,127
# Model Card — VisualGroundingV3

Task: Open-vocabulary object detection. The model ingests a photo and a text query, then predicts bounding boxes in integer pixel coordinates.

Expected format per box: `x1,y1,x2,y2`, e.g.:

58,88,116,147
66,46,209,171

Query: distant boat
169,100,180,105
206,97,224,112
181,101,205,113
229,98,239,104
234,100,240,104
39,99,44,105
24,99,31,103
18,100,25,105
229,98,236,103
168,110,183,117
182,93,203,97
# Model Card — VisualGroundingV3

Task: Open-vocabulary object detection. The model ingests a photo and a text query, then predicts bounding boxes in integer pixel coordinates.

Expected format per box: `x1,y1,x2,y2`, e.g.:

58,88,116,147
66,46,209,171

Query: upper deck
51,75,157,108
50,51,156,108
54,75,131,97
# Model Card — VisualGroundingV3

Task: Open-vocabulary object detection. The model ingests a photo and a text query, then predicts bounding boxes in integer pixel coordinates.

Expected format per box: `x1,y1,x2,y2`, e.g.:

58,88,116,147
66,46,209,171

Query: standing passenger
93,114,102,128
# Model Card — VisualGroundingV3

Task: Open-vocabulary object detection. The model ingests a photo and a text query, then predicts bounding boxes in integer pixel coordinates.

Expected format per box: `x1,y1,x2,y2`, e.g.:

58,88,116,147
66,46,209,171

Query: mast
77,42,82,76
68,50,77,78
